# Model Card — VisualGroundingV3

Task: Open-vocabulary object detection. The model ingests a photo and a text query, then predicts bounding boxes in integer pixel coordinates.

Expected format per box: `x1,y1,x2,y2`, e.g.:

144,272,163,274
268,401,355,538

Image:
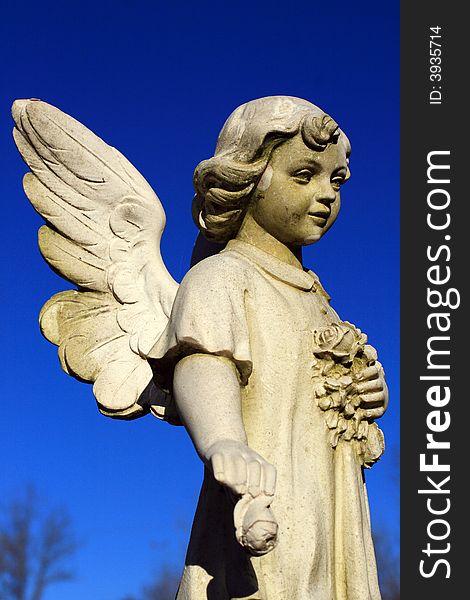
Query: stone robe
149,238,382,600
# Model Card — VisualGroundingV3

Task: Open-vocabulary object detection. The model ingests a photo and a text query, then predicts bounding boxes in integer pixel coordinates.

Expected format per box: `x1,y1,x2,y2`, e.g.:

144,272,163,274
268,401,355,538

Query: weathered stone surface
14,96,387,599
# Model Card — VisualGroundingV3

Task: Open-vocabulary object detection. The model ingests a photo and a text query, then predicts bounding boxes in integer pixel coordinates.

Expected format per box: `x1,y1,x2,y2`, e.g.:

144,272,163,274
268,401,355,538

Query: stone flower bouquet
311,322,385,467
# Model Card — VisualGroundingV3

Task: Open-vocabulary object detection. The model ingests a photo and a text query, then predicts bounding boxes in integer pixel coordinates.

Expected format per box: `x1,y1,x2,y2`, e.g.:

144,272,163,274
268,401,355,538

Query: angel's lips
308,211,329,226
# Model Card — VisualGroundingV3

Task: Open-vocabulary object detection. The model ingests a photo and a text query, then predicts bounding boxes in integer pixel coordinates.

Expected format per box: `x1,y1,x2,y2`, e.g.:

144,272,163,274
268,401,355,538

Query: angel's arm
173,354,276,498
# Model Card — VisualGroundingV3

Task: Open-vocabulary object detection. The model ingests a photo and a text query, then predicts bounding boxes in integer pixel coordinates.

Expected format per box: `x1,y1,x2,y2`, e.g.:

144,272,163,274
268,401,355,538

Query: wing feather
24,173,105,249
38,227,108,291
14,99,179,419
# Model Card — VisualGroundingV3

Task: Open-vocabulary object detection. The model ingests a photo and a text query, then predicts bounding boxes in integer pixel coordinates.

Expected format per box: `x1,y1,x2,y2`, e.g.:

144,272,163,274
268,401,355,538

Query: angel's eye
331,178,345,191
292,169,313,184
331,169,348,191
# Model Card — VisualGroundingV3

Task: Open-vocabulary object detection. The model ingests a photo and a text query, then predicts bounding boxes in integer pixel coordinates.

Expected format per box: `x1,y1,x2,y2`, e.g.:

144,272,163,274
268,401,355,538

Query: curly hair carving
192,96,350,243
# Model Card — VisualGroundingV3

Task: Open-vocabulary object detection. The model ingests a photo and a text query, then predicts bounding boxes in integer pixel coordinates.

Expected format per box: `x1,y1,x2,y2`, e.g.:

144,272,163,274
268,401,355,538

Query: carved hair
193,96,350,242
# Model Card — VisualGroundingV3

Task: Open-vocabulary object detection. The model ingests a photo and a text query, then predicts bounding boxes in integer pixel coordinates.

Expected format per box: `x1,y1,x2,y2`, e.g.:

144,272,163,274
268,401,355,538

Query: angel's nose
313,179,337,206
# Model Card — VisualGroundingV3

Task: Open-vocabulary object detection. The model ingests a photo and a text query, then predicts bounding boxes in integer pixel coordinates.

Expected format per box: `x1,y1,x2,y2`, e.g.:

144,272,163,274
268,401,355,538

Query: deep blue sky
1,2,399,598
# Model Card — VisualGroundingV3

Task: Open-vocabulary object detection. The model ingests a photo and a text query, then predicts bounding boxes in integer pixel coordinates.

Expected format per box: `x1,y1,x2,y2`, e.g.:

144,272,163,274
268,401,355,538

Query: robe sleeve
147,254,252,392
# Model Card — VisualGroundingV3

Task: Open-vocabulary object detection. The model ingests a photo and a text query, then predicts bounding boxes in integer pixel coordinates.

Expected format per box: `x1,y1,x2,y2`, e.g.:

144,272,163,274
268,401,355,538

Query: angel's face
249,134,350,247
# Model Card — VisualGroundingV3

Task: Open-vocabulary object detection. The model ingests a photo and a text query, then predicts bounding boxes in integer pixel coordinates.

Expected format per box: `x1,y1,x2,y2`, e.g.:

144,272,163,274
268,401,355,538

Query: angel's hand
353,362,388,419
204,439,277,499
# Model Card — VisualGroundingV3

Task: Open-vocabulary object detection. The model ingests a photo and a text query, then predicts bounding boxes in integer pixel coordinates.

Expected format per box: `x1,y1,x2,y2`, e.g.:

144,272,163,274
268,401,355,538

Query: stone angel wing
12,99,179,420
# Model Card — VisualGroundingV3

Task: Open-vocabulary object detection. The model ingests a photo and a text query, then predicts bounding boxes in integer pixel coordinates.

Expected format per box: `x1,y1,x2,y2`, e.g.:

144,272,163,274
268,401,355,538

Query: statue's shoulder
181,248,252,292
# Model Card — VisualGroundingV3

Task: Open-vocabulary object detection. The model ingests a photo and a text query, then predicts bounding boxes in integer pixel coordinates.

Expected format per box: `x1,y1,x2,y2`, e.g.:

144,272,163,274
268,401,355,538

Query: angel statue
13,95,388,600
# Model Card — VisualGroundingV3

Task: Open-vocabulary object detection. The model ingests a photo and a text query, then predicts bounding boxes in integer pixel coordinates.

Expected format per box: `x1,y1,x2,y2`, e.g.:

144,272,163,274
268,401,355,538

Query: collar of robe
224,238,320,292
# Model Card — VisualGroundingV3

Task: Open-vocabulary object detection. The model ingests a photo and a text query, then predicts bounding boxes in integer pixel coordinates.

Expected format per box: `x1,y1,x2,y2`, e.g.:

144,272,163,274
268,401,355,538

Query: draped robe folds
149,239,382,600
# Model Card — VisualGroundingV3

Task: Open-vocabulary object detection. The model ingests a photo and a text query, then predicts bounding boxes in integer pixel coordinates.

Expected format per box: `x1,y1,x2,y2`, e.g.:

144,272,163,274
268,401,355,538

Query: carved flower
312,322,366,362
234,494,278,557
310,320,384,466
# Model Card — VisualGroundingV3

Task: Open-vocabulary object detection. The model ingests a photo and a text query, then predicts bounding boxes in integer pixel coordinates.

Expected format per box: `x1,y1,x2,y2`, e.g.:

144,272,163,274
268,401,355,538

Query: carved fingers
356,406,387,421
354,362,388,417
205,439,276,498
356,364,382,383
247,460,261,497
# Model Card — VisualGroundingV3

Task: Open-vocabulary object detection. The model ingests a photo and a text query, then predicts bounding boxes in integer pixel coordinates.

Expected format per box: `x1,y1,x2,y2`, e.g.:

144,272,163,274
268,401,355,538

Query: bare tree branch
122,566,181,600
0,488,35,600
0,487,78,600
374,526,400,600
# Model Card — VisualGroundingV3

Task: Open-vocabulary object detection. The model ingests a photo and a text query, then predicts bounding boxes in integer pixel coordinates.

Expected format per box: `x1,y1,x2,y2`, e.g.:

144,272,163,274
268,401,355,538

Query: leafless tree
122,527,400,600
374,526,400,600
0,487,78,600
121,523,399,600
122,566,180,600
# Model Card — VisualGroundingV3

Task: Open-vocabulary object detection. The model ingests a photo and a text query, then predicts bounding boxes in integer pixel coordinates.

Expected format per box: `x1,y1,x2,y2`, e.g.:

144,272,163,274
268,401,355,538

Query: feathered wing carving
12,99,179,420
